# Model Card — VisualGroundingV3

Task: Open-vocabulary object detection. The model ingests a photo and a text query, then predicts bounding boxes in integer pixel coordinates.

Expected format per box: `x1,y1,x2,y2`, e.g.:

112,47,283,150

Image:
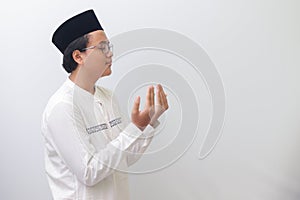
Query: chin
101,68,112,77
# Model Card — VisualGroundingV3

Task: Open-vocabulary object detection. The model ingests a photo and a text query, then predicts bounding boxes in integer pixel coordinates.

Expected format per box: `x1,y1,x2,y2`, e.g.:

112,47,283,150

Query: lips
106,61,112,66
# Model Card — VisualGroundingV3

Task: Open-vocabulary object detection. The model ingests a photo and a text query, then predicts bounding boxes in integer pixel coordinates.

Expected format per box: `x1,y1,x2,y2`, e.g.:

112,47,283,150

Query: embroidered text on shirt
109,117,122,128
86,117,122,134
86,123,108,134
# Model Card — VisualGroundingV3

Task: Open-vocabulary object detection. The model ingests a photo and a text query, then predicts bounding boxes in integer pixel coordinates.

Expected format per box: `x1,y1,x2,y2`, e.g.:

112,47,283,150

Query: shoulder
42,85,74,125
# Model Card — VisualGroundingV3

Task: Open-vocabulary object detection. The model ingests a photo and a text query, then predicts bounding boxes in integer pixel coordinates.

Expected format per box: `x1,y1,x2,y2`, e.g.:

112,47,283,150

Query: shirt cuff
122,122,143,139
141,120,160,138
150,120,160,129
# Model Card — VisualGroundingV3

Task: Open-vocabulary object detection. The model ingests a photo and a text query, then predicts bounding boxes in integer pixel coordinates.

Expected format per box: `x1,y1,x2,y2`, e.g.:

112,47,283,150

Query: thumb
132,96,140,114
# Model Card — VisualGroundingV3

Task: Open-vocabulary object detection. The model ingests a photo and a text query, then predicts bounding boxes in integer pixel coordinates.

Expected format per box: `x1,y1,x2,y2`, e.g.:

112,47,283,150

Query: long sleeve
110,94,160,167
125,123,158,167
46,102,150,187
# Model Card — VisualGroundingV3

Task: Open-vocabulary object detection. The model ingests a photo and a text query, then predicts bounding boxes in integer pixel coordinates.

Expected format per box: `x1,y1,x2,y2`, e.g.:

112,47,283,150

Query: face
81,30,113,78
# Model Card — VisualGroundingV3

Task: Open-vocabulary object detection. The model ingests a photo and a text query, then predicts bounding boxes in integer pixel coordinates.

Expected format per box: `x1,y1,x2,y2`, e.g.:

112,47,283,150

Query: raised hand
131,86,155,131
149,84,169,126
131,84,169,131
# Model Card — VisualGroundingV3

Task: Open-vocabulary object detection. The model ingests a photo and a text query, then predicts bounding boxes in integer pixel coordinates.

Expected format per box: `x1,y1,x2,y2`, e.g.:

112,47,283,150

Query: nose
107,49,113,58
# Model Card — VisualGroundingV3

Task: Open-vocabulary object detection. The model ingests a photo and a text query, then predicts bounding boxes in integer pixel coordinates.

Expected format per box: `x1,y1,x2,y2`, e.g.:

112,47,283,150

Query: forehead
87,30,108,45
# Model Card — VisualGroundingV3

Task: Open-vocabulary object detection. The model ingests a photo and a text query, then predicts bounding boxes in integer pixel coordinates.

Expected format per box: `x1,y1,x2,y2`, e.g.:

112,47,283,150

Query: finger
160,91,166,109
160,86,169,110
156,84,163,106
132,96,140,114
164,95,169,110
145,86,152,108
158,84,165,104
150,85,154,107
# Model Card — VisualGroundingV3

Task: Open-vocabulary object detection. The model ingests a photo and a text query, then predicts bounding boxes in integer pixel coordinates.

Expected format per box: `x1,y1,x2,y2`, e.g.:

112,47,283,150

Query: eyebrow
94,40,109,47
99,40,110,44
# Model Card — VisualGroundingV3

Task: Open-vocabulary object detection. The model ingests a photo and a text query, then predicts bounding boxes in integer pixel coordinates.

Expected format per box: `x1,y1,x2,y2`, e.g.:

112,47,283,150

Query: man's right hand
131,86,155,131
131,85,168,131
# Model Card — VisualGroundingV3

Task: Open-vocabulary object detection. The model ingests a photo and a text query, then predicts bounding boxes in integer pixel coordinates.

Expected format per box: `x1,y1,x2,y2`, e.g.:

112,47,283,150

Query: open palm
131,84,168,130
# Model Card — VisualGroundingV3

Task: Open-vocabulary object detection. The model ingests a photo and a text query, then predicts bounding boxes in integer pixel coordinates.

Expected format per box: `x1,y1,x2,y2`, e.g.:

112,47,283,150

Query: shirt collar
65,76,75,88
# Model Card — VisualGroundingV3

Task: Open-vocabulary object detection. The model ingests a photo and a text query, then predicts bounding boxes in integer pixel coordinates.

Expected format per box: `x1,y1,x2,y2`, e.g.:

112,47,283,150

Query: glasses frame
81,41,113,56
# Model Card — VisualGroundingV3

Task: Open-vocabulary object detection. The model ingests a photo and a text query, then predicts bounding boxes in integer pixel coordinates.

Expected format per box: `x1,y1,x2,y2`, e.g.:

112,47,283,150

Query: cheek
85,50,106,68
83,50,110,77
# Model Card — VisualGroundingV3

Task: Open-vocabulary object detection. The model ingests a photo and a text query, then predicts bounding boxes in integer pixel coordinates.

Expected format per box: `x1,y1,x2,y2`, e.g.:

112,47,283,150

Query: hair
62,34,90,73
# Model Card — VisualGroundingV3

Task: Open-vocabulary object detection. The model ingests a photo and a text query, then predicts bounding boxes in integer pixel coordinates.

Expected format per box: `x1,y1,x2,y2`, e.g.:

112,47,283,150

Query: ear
72,50,84,65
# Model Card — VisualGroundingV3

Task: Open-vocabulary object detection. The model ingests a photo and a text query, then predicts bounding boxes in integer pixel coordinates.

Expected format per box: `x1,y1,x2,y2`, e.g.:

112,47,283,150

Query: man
41,9,168,200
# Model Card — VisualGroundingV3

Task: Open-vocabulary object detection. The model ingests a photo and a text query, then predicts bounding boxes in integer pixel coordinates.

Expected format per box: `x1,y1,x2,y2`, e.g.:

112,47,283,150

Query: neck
69,68,98,95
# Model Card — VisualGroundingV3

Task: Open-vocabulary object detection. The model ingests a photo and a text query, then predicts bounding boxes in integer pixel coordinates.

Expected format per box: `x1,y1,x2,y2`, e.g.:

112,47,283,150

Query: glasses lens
103,43,109,54
97,41,113,55
108,43,113,54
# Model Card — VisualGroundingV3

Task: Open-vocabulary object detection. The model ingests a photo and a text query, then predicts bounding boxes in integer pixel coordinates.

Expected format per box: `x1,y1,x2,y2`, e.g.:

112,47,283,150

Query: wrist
133,123,146,131
149,119,160,128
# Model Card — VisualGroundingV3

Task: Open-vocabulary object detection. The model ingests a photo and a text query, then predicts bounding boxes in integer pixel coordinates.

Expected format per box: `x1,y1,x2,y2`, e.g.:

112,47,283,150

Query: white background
0,0,299,199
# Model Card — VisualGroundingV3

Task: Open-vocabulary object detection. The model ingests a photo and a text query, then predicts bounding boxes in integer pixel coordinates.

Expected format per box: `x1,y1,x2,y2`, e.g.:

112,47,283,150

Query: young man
41,10,168,200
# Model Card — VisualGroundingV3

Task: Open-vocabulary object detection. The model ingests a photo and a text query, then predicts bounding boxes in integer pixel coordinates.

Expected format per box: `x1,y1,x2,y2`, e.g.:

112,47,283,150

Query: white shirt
41,78,159,200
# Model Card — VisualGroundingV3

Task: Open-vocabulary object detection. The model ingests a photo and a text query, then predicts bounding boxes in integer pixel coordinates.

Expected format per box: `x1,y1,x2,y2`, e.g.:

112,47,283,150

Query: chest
79,99,124,150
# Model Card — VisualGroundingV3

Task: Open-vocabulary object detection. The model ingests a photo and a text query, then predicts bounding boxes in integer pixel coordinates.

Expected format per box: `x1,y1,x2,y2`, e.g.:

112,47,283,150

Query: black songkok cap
52,9,103,54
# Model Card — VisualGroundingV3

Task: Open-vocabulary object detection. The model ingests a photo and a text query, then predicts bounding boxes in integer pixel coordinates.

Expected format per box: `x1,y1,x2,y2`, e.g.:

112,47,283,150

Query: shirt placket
95,98,113,141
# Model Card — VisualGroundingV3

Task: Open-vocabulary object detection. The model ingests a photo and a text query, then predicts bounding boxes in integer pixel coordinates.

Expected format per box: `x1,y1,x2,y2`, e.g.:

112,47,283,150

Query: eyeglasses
81,41,113,56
